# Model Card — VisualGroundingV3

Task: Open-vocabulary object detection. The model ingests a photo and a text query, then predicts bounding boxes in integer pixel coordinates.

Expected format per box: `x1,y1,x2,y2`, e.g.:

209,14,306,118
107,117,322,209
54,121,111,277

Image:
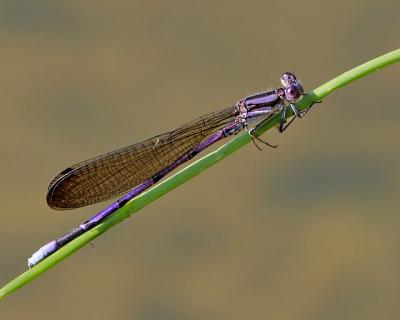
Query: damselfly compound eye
280,72,297,87
285,85,301,101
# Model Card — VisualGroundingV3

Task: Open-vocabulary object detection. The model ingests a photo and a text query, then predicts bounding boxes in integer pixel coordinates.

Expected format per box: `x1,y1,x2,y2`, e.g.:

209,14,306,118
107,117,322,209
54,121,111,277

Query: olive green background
1,1,399,319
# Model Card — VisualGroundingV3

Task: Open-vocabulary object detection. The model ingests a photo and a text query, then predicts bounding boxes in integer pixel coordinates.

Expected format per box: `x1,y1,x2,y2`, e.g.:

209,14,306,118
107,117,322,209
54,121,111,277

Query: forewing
47,106,236,209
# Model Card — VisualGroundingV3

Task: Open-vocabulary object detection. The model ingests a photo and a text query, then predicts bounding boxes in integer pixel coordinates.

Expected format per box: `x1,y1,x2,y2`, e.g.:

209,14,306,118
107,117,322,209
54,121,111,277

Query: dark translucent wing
47,106,237,209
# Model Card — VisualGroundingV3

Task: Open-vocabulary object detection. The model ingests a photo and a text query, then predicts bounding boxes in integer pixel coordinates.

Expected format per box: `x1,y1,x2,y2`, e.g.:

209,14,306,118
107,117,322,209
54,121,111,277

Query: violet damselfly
28,72,306,267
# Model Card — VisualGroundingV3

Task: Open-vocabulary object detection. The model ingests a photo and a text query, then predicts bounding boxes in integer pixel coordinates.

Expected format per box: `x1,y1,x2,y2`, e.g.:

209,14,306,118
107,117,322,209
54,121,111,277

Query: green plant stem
1,48,399,301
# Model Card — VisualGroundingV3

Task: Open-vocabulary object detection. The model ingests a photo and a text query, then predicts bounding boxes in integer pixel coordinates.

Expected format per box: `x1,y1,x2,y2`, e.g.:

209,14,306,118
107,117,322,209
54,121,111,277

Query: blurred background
1,0,399,319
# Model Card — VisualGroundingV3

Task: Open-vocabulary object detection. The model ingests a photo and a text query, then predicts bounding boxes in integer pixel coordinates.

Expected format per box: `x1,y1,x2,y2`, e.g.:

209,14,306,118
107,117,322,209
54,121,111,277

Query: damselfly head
280,72,303,102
